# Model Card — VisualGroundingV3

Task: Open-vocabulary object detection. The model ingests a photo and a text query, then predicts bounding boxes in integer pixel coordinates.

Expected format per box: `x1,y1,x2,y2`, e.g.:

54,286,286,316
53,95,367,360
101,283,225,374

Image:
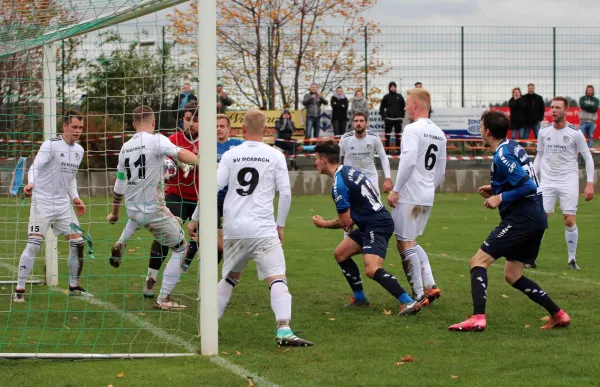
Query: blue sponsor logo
467,119,480,135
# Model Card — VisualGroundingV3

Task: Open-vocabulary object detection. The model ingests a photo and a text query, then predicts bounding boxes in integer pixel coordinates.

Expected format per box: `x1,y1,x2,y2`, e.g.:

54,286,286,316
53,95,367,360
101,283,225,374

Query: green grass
1,194,600,386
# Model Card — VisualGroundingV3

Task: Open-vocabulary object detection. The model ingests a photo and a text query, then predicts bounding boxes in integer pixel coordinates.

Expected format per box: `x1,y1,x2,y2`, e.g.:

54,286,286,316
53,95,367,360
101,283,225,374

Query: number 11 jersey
117,132,180,215
217,141,291,239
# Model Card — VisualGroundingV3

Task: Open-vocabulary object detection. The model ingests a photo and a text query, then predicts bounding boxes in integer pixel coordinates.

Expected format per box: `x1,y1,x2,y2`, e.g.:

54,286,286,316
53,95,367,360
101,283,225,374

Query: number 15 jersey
217,141,291,240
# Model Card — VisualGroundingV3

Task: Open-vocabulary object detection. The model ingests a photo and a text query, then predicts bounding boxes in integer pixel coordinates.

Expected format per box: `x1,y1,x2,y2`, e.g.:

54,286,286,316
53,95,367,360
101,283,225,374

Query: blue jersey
332,165,393,230
217,138,244,197
491,140,546,223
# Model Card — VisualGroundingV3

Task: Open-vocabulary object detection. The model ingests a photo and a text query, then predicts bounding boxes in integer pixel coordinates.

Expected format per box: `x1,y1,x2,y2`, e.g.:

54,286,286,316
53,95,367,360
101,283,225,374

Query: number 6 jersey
117,132,181,215
217,141,291,239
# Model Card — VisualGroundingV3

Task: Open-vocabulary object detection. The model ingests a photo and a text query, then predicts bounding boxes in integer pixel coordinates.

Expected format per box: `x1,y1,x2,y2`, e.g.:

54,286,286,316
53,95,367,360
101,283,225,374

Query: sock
149,240,169,272
384,134,391,149
68,237,84,288
17,237,42,289
337,259,365,300
415,243,436,288
156,244,186,301
147,268,159,281
565,225,578,262
184,239,198,266
400,247,424,299
470,266,488,315
372,268,410,301
512,276,561,316
217,276,238,318
395,135,401,149
270,279,292,328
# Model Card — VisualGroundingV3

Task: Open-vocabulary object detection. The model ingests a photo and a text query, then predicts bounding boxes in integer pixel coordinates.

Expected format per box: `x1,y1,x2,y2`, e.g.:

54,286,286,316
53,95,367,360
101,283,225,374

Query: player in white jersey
107,106,198,311
387,88,447,305
339,112,392,196
188,110,313,347
533,97,595,270
14,111,88,302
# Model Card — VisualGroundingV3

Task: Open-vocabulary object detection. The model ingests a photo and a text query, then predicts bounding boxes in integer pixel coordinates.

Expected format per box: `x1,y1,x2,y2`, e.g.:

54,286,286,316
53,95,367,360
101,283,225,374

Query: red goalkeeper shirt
164,131,199,201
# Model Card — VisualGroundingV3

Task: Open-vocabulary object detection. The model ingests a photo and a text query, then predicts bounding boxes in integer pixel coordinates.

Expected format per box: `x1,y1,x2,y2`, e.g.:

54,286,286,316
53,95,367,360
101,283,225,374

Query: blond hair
243,109,266,134
133,106,154,124
217,113,231,127
406,88,431,110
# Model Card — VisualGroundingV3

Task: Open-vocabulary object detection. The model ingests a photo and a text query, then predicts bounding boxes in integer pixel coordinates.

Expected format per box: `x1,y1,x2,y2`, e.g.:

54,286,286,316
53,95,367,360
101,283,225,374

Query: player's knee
364,263,380,279
227,271,242,281
563,215,576,227
25,236,43,256
68,236,84,258
333,247,349,263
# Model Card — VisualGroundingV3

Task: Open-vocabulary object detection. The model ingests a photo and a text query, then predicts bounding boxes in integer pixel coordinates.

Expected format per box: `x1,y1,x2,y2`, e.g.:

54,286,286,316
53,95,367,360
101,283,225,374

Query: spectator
379,81,405,151
509,87,528,143
171,82,197,128
274,109,298,153
523,83,545,139
302,83,328,139
216,80,234,114
579,85,598,147
350,90,369,120
330,87,349,136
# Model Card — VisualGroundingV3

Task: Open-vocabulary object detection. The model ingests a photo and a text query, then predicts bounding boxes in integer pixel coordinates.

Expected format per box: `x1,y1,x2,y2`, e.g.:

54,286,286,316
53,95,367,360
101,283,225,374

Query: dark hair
552,96,569,109
63,109,83,125
414,82,422,87
352,111,367,120
314,140,340,164
133,105,154,123
527,83,535,88
183,101,198,115
481,110,510,139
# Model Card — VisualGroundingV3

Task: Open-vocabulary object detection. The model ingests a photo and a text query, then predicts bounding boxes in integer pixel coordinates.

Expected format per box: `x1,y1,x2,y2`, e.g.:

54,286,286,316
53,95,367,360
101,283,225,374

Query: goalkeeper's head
314,140,340,177
183,101,199,137
132,105,155,133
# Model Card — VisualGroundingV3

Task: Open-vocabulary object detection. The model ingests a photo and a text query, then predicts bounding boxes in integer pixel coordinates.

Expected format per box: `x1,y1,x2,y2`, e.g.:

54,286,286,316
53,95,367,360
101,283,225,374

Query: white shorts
542,185,578,215
126,209,185,248
222,237,286,281
392,203,432,241
28,202,78,236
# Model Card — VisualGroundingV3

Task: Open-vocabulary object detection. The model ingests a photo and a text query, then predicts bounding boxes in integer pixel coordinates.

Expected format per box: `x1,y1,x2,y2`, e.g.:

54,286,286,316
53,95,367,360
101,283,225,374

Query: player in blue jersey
312,140,421,316
449,111,570,332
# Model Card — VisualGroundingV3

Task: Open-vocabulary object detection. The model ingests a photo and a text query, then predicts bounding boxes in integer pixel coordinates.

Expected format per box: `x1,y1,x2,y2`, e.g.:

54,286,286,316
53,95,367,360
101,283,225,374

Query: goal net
0,0,205,358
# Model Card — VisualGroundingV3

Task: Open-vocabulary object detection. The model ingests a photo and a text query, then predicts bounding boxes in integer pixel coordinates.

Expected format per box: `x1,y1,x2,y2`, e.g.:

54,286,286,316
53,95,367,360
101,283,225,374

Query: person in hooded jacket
579,85,599,147
274,109,298,154
350,90,369,121
379,81,405,151
330,87,349,136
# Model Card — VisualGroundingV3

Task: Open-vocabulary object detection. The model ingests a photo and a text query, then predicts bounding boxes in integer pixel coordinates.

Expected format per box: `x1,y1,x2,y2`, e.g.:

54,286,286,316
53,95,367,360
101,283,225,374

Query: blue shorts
480,220,545,265
348,227,392,259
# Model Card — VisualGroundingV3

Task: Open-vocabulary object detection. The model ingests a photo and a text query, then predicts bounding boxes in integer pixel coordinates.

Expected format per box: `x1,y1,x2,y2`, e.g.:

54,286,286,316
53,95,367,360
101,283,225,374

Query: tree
167,0,388,110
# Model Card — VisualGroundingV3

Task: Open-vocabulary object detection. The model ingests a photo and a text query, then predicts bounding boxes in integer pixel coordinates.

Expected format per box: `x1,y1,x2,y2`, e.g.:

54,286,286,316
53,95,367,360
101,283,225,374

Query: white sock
147,268,159,281
157,245,185,301
400,247,424,299
415,243,436,289
17,237,42,289
217,277,238,319
270,279,291,326
68,237,84,288
565,225,578,262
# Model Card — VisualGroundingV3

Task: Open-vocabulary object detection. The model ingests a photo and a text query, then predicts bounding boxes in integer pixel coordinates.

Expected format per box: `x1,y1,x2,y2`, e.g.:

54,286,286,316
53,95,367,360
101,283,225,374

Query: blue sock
276,327,293,337
353,290,366,302
398,292,413,304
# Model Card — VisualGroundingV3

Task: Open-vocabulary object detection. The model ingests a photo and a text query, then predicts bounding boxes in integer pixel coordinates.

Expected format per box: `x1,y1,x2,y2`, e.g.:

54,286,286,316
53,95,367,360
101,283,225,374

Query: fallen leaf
322,312,331,315
221,352,228,355
116,371,124,378
128,249,136,252
135,246,141,250
248,379,255,387
441,253,448,257
540,316,550,322
277,349,290,353
501,294,509,299
524,324,530,328
389,263,395,267
64,326,70,330
108,385,114,387
138,313,145,316
235,351,242,356
401,355,414,362
244,311,252,315
63,290,68,294
254,313,259,316
451,375,459,379
459,275,465,278
562,273,568,276
383,310,392,315
443,227,449,230
72,316,78,320
31,341,37,344
427,341,434,345
394,362,404,366
1,287,6,290
125,294,131,298
328,318,335,321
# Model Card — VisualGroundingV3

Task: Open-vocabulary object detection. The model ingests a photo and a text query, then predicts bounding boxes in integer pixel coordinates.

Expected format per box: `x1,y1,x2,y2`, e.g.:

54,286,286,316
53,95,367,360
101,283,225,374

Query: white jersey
217,141,290,239
394,118,447,206
27,136,84,207
535,123,590,186
117,132,180,215
339,130,391,183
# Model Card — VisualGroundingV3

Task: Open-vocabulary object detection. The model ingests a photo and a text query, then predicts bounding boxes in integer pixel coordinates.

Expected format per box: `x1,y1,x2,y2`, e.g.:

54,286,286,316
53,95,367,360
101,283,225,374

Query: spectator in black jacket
330,87,349,136
379,81,405,150
171,83,198,128
509,87,528,143
274,109,297,154
523,83,545,139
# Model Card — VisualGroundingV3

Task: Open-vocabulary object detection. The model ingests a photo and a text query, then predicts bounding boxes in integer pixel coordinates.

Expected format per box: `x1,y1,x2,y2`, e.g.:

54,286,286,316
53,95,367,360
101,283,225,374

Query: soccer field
0,194,599,386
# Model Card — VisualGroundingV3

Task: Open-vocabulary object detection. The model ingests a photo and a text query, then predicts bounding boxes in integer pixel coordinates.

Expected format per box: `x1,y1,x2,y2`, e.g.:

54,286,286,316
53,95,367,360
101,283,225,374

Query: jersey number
522,163,540,187
361,182,383,211
236,167,259,196
425,144,438,170
124,154,146,180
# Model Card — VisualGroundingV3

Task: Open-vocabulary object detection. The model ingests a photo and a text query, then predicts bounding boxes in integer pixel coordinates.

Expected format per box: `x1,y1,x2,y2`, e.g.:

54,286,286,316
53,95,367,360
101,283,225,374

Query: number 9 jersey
217,141,291,239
